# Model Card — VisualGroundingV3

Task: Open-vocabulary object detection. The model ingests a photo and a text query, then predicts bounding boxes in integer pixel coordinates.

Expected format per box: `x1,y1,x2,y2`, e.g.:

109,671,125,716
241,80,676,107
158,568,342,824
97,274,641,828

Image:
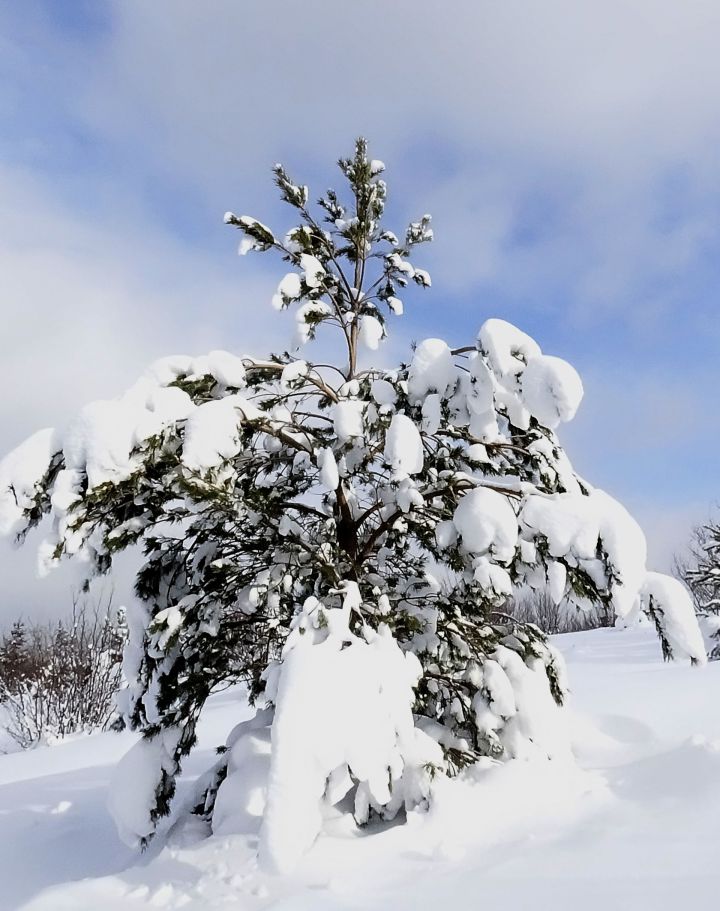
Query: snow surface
258,600,439,874
299,254,325,289
370,378,397,406
293,301,332,347
212,712,273,839
3,625,720,911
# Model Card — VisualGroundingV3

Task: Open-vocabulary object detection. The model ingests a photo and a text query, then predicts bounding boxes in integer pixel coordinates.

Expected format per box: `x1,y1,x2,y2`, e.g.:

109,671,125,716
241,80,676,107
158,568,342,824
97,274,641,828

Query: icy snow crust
0,318,706,871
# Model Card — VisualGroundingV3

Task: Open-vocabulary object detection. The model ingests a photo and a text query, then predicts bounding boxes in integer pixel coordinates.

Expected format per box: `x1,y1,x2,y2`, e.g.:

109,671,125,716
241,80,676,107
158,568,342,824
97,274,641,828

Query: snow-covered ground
1,625,719,911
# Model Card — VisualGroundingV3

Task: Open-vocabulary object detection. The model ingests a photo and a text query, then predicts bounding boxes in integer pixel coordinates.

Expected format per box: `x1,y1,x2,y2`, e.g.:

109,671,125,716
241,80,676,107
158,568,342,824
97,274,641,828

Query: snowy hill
2,625,719,911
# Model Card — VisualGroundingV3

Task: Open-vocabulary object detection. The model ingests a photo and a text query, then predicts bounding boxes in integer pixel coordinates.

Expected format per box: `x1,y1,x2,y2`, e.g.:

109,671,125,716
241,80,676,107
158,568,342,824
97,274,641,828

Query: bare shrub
508,589,609,635
675,514,720,659
0,595,125,750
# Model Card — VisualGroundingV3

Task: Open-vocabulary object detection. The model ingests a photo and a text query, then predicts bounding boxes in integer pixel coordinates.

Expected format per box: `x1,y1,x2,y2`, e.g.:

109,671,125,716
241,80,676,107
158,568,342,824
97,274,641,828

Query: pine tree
0,139,706,868
0,620,29,683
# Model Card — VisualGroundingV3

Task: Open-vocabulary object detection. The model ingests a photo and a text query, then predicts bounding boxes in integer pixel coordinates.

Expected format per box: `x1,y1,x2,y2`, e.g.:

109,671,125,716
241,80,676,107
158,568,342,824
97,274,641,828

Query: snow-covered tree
0,139,706,872
677,518,720,659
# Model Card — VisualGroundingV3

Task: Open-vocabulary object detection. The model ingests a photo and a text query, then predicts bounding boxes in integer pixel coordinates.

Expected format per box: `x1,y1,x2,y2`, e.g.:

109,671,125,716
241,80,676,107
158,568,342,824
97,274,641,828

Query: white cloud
0,161,281,443
43,0,720,323
81,1,720,170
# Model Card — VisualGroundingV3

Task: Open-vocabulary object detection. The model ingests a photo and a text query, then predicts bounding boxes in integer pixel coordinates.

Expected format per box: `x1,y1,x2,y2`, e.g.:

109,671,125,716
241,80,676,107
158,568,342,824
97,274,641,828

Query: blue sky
1,0,720,618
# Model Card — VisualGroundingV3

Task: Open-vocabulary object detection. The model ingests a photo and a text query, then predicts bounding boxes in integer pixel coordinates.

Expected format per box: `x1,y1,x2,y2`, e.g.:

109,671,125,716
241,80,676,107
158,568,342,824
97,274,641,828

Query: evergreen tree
0,620,29,682
0,139,705,868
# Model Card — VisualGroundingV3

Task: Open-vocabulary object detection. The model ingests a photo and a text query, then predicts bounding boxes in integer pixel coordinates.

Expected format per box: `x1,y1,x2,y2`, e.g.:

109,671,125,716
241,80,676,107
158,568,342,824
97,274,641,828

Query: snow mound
212,711,273,837
259,596,443,873
107,727,181,847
